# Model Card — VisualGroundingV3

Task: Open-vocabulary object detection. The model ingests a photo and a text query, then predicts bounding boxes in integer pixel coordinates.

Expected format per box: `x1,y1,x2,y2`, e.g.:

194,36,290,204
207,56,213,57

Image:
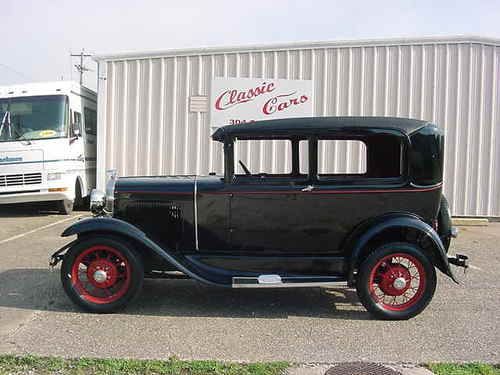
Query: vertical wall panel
98,37,500,216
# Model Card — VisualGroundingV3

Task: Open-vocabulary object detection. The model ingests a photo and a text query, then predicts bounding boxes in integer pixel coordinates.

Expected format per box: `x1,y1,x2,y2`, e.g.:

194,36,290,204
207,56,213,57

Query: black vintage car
51,117,467,320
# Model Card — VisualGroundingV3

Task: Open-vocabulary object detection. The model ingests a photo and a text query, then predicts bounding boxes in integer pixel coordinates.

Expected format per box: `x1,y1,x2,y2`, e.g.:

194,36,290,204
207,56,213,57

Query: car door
228,138,316,253
294,137,371,253
228,179,307,252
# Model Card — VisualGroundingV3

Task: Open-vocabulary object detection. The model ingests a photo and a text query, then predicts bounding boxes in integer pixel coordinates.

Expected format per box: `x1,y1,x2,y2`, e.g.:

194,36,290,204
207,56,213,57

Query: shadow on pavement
0,268,371,320
0,203,60,217
0,203,88,217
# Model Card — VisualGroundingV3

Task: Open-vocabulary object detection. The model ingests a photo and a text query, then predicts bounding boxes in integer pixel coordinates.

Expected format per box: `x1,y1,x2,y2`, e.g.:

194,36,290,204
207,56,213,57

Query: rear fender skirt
61,217,229,287
347,215,457,285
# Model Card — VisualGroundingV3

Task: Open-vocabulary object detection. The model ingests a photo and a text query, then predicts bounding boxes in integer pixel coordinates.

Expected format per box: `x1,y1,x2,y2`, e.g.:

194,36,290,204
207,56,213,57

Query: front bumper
0,190,71,204
49,239,78,268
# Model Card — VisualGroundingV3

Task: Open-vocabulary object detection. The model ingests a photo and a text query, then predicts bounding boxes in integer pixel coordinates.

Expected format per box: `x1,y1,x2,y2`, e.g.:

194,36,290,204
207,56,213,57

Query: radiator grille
0,173,42,187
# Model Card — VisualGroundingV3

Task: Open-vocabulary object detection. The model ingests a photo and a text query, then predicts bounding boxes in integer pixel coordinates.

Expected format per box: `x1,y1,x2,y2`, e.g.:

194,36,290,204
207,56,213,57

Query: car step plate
232,274,345,288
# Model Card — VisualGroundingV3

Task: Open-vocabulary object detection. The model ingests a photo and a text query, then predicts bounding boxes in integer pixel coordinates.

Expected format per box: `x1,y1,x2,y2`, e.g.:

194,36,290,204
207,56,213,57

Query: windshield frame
0,94,69,143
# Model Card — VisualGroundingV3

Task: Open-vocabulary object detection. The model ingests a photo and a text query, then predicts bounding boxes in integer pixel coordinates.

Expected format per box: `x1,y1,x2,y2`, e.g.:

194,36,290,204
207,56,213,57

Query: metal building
94,36,500,217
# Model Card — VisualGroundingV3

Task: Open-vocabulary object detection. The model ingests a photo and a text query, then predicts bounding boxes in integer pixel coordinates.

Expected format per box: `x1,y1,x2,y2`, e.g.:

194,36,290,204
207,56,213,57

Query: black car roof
211,116,432,141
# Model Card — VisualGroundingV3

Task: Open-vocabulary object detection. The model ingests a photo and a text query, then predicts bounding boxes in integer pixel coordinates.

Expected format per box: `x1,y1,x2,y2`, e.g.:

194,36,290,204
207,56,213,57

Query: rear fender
346,215,457,285
60,217,226,287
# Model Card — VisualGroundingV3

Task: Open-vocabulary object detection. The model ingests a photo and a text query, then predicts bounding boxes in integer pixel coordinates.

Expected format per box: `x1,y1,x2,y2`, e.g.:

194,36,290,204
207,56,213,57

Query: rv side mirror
72,122,81,137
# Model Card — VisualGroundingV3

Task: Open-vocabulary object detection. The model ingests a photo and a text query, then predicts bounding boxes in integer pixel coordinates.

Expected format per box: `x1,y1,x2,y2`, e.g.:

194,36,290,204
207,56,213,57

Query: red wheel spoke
71,245,131,305
368,252,426,311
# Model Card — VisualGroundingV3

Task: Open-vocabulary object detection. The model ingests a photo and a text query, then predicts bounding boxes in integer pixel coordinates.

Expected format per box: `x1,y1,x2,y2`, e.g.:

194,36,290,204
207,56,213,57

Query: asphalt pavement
0,205,498,363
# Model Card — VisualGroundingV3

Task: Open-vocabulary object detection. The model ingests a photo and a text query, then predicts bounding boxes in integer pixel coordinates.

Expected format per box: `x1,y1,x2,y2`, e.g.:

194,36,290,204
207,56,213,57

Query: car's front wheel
61,236,144,313
356,242,436,320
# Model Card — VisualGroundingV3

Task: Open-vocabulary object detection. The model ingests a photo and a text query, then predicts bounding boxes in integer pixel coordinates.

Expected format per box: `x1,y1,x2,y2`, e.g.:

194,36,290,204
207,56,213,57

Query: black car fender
59,217,227,287
346,214,457,285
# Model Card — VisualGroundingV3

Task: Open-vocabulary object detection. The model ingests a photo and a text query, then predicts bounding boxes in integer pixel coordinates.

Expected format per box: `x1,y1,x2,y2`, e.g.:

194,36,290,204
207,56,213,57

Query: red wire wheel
368,253,426,311
356,242,436,320
70,245,132,304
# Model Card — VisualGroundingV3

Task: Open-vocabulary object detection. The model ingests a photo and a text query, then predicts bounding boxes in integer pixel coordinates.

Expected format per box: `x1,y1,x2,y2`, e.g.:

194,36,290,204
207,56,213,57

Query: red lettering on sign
262,92,309,115
214,82,275,110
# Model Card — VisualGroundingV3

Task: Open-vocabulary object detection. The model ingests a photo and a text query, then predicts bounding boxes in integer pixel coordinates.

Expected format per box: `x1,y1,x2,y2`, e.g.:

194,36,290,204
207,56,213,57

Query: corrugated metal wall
96,37,500,217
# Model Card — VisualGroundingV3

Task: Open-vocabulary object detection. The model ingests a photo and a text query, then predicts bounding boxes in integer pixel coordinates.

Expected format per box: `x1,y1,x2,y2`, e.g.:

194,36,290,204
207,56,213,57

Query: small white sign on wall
210,77,313,128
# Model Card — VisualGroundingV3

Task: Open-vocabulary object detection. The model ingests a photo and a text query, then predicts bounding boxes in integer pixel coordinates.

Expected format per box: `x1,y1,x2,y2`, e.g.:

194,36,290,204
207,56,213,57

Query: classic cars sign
210,78,313,128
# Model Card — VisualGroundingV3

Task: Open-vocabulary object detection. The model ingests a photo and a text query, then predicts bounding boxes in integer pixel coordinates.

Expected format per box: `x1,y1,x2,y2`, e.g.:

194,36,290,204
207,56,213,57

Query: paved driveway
0,206,498,363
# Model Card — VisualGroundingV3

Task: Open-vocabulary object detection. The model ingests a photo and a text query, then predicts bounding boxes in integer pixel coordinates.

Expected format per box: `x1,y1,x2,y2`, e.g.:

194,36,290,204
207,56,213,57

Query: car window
234,139,292,176
299,140,309,175
316,136,404,182
318,139,367,176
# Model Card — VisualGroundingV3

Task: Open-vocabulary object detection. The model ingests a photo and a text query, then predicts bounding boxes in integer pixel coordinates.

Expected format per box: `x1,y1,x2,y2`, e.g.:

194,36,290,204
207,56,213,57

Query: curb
452,217,489,226
286,363,435,375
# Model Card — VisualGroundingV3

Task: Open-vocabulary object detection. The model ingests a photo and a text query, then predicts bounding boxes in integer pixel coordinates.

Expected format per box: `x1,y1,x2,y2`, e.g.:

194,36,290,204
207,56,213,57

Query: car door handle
301,185,315,192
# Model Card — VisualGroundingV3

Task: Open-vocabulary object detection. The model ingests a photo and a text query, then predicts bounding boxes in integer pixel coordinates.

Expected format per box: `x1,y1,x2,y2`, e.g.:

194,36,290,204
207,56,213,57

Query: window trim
223,134,408,186
315,138,368,182
227,136,311,185
311,135,408,185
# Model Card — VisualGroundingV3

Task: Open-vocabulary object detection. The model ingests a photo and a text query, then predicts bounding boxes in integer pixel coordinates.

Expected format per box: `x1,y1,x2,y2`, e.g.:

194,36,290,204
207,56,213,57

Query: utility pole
70,49,92,85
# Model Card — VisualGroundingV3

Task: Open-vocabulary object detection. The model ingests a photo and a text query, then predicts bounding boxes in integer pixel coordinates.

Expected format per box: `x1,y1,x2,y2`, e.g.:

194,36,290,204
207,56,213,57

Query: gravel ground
0,205,498,363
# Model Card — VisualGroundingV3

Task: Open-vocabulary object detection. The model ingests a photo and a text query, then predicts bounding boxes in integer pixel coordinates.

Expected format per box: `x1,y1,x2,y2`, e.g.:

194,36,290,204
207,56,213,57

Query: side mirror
72,122,81,137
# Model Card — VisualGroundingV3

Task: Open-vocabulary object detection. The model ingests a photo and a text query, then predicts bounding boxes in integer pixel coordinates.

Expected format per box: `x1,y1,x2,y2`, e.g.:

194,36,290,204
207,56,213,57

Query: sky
1,0,499,91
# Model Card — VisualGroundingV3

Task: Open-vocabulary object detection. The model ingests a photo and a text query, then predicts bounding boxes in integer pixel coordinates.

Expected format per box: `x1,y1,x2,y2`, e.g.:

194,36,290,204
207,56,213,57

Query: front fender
348,215,457,285
62,217,146,239
60,217,227,287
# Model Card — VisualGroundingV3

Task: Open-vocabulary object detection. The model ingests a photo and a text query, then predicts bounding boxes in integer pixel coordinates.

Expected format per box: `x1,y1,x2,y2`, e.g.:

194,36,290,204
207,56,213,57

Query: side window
234,139,292,176
366,134,404,178
317,139,367,178
84,107,97,135
299,140,309,175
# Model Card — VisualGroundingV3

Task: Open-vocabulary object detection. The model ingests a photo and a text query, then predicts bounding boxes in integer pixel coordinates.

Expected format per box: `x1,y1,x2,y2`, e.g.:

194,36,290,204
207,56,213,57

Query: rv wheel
57,199,74,215
73,181,84,209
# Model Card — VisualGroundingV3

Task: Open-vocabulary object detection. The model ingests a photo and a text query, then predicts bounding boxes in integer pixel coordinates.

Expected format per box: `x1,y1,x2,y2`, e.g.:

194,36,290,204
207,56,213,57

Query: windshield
0,95,68,142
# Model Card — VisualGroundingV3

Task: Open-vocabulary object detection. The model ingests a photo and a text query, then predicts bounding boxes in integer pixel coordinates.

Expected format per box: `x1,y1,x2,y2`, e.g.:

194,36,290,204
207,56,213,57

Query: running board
232,274,346,288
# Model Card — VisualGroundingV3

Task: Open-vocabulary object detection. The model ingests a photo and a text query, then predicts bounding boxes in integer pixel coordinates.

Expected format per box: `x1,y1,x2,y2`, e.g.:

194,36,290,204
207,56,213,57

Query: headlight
104,169,118,213
90,170,117,216
47,172,64,181
90,189,106,215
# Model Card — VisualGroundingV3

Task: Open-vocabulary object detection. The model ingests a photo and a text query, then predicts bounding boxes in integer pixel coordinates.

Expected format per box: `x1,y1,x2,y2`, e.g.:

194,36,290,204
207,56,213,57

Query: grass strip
428,363,500,375
0,355,289,375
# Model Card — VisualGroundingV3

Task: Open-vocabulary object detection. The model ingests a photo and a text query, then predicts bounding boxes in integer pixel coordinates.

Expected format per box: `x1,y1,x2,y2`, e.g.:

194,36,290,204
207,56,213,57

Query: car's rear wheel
356,242,436,320
61,236,143,313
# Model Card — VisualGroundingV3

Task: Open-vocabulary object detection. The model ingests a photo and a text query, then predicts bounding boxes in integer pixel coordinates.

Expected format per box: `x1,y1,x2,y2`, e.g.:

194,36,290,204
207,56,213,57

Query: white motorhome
0,81,97,214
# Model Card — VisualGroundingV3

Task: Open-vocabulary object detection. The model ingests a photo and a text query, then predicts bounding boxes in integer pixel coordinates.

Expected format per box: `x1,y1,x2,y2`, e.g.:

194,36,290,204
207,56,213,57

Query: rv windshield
0,95,68,142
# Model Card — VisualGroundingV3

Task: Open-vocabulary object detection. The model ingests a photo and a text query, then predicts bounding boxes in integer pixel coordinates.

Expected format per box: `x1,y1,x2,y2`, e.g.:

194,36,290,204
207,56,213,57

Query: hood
115,175,195,196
